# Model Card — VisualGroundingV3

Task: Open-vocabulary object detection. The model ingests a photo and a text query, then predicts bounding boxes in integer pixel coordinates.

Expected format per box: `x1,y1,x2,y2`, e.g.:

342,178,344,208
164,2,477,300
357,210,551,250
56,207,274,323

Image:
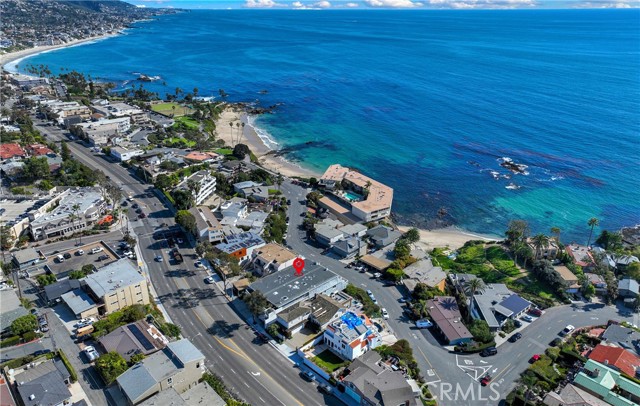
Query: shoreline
397,225,500,250
0,32,120,71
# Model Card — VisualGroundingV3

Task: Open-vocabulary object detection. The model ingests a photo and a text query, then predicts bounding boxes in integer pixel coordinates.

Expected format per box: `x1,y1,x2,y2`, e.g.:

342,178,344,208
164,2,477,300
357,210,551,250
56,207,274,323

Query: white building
189,206,225,243
323,311,382,361
251,243,297,276
111,146,144,162
29,187,106,241
175,170,217,206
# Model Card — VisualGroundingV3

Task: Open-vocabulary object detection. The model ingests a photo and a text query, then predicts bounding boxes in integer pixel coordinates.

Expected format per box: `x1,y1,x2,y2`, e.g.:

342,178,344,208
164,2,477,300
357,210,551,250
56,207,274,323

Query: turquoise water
13,9,640,241
344,192,362,202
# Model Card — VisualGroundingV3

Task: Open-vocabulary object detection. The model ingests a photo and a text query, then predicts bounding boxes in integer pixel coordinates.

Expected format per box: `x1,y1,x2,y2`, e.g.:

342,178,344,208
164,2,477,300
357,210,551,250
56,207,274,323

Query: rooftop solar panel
127,323,155,351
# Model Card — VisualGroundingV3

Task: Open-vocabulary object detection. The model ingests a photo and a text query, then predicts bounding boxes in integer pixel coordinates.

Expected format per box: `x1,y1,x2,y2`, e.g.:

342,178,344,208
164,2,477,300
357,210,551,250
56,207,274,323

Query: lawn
165,137,196,148
215,148,234,155
151,102,193,117
312,349,349,373
528,354,567,385
173,116,199,130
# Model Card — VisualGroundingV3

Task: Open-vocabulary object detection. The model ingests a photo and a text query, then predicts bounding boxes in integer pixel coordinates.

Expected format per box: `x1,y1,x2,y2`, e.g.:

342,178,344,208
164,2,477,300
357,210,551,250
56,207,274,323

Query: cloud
571,0,638,7
315,0,332,7
244,0,281,7
364,0,423,7
345,1,360,6
423,0,536,8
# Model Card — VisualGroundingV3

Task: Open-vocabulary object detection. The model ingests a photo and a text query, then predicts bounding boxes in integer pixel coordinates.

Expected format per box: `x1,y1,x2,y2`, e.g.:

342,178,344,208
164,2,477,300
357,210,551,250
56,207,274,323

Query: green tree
505,220,530,246
60,141,71,161
595,230,623,251
95,352,129,385
587,217,599,247
531,233,550,259
37,180,54,191
393,239,411,261
175,210,197,235
582,282,596,299
244,290,268,323
0,226,16,250
68,270,87,280
154,174,173,190
469,319,493,343
603,271,618,304
404,228,420,244
385,268,404,282
159,322,181,339
465,278,486,297
36,274,57,287
550,227,561,247
23,156,49,181
172,189,194,210
626,262,640,281
129,353,145,365
233,143,250,159
11,314,38,336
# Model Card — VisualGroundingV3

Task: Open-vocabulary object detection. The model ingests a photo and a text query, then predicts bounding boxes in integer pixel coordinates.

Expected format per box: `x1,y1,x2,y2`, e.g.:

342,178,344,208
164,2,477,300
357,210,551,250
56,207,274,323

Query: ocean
12,9,640,241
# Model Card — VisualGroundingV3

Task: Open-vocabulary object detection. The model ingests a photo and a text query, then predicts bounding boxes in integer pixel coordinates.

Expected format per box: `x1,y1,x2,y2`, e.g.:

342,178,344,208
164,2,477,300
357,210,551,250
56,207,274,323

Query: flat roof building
251,243,297,276
84,259,149,315
426,297,473,346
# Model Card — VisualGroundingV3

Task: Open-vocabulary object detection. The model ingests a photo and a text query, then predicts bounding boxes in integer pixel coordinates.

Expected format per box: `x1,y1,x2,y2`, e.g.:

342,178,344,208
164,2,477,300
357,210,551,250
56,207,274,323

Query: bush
0,336,20,348
469,320,493,343
11,314,38,336
159,322,181,339
3,355,34,370
95,352,128,385
344,284,380,317
202,373,250,405
22,331,37,342
58,350,77,382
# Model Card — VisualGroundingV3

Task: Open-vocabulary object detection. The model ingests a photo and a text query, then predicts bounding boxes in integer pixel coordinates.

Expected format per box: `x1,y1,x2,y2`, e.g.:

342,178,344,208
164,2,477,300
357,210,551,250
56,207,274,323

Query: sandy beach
214,106,321,178
0,33,118,70
397,225,500,250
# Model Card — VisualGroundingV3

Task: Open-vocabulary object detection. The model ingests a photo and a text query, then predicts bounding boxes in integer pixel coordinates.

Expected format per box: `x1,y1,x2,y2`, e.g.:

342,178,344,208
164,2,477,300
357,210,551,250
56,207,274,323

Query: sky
126,0,639,9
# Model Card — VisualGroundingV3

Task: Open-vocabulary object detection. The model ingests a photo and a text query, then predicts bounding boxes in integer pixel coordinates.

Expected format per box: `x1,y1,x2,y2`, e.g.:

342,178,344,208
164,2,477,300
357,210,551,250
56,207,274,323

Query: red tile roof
0,143,26,159
27,144,54,156
588,344,640,376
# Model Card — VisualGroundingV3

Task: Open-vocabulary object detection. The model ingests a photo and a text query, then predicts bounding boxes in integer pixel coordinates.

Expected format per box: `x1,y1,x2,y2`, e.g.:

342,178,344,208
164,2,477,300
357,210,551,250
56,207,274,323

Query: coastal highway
37,122,338,406
279,180,640,405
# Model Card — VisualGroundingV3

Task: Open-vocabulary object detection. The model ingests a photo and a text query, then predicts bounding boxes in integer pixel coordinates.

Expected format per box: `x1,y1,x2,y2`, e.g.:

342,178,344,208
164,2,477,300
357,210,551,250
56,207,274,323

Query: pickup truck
172,248,183,263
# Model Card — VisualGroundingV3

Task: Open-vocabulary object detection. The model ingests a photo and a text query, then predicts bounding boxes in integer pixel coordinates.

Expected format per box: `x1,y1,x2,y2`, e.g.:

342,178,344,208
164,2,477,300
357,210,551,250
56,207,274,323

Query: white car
562,325,575,335
381,308,389,320
76,249,85,256
155,256,163,262
366,290,373,297
204,276,215,284
91,247,104,254
75,317,95,328
84,346,99,362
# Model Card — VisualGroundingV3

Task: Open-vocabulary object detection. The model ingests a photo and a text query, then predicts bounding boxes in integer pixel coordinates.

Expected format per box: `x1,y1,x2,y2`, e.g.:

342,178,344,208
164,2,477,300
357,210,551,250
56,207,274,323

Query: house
601,324,640,356
219,198,248,225
471,284,533,331
319,164,394,222
29,187,106,241
116,339,205,405
338,223,368,238
138,381,225,406
611,255,639,272
235,211,269,234
175,170,216,206
15,359,71,406
308,294,347,330
618,278,640,299
76,117,131,145
366,225,402,248
332,237,366,259
188,206,224,243
572,359,640,405
251,243,297,276
403,258,447,292
0,143,26,161
543,383,610,406
61,289,99,319
247,263,347,323
323,311,381,360
83,259,149,316
588,344,640,377
11,247,44,270
426,297,474,346
0,288,30,333
98,320,168,361
275,302,312,335
342,351,419,406
587,274,607,295
44,278,82,305
184,151,221,164
233,181,261,194
10,74,49,89
566,244,595,270
554,265,580,293
315,221,345,247
239,185,270,202
215,232,265,263
359,254,392,273
25,144,54,157
528,238,560,260
111,146,144,162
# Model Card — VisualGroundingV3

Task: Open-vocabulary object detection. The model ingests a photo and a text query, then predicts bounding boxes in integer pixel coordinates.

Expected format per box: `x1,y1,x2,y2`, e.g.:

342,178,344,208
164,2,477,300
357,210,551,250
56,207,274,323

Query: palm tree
276,173,283,191
414,301,429,318
72,203,82,244
466,278,486,298
229,121,234,145
587,217,599,247
531,233,550,259
187,179,201,205
550,226,561,254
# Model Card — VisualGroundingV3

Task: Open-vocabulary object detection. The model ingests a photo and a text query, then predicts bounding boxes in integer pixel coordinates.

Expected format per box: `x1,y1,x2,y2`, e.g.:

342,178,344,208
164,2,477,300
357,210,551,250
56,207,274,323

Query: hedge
454,340,497,353
560,349,587,363
0,336,20,348
22,331,37,342
57,350,78,383
3,355,34,370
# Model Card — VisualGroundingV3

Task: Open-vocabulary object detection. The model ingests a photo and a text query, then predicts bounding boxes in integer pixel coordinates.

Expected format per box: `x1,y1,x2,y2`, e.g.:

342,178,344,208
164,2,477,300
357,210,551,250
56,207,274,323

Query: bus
75,325,94,340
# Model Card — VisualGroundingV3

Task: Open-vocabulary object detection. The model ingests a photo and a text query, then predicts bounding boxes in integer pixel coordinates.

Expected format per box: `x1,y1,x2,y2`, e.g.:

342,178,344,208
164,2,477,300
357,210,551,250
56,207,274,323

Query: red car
529,308,543,316
530,354,541,363
480,374,492,386
138,212,146,218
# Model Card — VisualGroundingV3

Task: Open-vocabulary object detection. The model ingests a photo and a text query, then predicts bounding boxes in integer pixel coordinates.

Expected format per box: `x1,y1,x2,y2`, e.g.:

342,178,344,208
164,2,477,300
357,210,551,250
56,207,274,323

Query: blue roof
500,294,531,315
341,311,363,329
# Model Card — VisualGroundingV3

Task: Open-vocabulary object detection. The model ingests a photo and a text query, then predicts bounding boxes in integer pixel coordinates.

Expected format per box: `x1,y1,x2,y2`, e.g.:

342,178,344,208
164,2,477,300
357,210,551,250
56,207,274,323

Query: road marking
479,360,487,364
417,347,441,381
259,397,266,403
230,368,237,374
243,382,250,388
492,363,513,382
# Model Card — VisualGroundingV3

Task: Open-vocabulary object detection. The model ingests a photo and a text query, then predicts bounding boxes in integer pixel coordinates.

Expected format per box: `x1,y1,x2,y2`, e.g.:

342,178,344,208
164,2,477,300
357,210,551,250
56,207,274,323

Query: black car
256,332,269,342
508,333,522,343
63,252,72,259
514,320,522,328
121,201,128,206
132,203,139,209
135,208,142,214
480,347,498,357
300,371,315,381
97,254,110,261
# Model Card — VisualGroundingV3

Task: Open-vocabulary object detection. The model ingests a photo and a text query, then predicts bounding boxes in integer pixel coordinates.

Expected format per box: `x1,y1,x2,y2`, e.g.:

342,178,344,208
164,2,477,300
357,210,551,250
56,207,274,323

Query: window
167,377,173,385
196,362,200,369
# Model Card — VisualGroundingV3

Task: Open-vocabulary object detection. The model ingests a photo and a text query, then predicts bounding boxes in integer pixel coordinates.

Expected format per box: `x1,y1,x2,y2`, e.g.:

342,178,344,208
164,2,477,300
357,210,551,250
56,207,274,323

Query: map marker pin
293,257,305,276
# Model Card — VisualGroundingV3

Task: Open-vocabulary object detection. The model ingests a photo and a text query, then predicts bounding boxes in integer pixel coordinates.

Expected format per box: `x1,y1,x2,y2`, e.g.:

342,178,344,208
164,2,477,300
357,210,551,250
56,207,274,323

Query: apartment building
84,259,149,315
323,312,381,360
175,170,216,205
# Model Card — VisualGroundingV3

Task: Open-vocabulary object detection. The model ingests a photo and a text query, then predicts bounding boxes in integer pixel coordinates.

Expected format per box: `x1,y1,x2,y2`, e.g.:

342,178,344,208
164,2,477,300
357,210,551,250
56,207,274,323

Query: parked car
366,290,373,297
155,256,163,262
415,319,433,329
480,374,492,386
91,247,103,254
135,208,142,214
480,347,498,357
121,201,128,206
509,332,522,342
177,238,184,244
301,371,315,382
514,320,522,328
204,276,215,284
256,332,269,342
76,249,85,256
561,325,575,336
63,252,72,259
75,317,95,327
139,212,146,218
398,297,410,303
40,323,49,332
194,261,202,268
56,254,64,263
132,203,139,209
381,308,389,320
84,346,99,362
97,254,109,261
529,308,543,317
521,315,534,322
530,354,541,363
318,383,332,394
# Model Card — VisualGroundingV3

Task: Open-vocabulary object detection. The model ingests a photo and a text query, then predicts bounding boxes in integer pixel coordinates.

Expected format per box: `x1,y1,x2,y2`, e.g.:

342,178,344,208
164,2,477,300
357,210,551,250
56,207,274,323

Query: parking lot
45,241,119,278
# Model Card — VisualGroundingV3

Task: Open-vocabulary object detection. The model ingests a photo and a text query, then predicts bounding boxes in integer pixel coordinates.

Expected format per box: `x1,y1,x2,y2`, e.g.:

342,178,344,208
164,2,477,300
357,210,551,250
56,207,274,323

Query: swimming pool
344,191,361,201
